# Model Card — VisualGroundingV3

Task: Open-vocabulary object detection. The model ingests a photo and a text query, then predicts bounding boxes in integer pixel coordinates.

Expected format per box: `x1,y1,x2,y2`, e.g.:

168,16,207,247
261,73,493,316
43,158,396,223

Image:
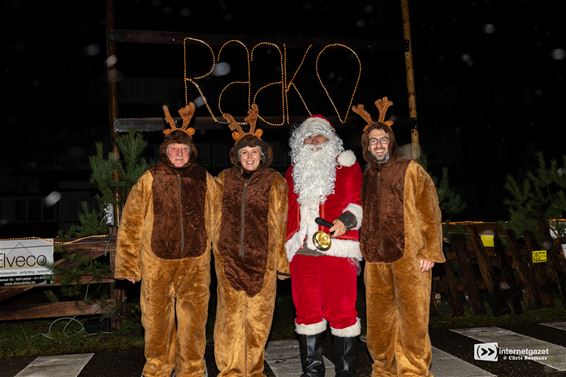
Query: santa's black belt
296,247,323,257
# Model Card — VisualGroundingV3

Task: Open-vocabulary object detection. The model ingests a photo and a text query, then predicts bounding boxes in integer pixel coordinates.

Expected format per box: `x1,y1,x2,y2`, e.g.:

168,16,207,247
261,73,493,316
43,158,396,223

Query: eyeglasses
368,137,391,146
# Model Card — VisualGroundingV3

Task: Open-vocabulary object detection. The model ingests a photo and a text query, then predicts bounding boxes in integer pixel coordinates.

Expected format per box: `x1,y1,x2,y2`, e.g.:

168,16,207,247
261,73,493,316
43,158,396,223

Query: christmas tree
65,131,150,237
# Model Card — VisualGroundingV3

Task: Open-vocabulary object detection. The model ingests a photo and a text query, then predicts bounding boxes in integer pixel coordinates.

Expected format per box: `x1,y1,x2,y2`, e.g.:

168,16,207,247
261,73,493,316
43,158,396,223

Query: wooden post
400,0,420,159
502,228,542,310
535,215,566,305
466,226,511,316
443,257,466,316
106,0,125,329
523,232,555,306
106,0,121,230
448,232,486,315
491,230,524,314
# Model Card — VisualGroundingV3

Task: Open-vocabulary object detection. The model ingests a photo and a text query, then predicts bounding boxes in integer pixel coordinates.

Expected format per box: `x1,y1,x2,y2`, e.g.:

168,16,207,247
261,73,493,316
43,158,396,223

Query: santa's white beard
291,142,340,205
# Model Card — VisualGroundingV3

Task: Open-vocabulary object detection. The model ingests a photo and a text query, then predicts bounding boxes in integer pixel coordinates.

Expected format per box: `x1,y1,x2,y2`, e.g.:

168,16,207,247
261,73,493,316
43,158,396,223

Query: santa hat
289,115,358,167
295,114,337,140
290,114,341,149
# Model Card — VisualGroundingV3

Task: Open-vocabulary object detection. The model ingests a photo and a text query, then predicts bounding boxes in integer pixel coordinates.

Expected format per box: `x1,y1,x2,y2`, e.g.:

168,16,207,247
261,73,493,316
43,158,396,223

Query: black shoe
298,333,326,377
333,335,358,377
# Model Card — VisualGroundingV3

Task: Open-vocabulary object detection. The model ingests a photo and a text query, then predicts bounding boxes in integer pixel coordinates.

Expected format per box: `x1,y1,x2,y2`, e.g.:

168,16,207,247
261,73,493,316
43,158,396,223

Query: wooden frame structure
0,237,118,322
0,0,419,323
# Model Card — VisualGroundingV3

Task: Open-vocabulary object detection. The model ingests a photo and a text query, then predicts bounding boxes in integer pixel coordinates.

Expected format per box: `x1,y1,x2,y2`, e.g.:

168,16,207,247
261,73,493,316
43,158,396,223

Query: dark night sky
1,0,565,222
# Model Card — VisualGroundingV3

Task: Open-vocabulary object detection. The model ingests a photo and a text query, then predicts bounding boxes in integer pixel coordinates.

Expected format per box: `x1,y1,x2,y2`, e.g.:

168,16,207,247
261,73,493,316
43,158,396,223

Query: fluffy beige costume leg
141,249,211,377
365,255,433,377
213,252,277,376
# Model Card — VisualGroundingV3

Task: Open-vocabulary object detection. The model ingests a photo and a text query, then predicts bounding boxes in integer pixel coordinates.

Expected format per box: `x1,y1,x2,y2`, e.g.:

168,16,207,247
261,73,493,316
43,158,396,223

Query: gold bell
312,217,335,251
313,230,332,251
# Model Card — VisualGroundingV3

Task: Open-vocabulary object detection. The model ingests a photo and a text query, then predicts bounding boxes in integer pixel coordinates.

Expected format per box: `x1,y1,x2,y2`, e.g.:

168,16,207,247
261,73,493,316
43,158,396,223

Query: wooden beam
466,226,511,316
449,232,486,315
113,115,343,132
0,299,116,321
0,276,115,303
109,29,405,52
0,286,34,302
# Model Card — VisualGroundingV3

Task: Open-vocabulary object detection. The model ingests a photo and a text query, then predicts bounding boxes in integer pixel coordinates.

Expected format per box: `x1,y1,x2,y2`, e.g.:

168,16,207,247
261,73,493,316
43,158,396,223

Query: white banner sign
0,238,54,285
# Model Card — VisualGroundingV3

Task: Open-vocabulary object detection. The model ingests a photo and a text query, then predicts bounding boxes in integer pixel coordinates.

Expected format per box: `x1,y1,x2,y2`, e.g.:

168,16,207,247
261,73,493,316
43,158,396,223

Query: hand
419,259,435,272
330,219,347,238
127,278,136,284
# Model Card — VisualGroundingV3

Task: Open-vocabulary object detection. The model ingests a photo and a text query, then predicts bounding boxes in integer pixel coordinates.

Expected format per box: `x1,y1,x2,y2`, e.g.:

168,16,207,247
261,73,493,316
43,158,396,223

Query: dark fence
433,222,566,317
0,236,121,324
2,224,566,324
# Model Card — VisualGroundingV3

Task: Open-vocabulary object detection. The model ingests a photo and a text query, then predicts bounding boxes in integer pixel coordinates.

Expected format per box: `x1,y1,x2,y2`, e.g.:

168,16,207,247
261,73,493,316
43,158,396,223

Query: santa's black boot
333,335,358,377
298,333,325,377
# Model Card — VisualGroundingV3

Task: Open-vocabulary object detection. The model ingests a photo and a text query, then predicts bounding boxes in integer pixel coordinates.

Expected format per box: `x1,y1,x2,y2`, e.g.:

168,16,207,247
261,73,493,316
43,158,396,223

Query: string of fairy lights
2,219,564,248
183,38,362,126
0,234,112,248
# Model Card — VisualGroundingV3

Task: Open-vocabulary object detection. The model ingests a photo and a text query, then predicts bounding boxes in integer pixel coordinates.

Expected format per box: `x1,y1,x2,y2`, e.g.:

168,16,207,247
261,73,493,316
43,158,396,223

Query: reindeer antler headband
351,96,394,132
223,104,264,142
162,102,196,137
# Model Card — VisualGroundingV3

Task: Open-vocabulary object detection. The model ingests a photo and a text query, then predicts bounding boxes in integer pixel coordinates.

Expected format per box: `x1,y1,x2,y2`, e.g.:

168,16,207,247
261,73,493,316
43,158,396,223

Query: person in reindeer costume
285,114,363,377
352,98,445,376
114,103,216,377
212,104,289,377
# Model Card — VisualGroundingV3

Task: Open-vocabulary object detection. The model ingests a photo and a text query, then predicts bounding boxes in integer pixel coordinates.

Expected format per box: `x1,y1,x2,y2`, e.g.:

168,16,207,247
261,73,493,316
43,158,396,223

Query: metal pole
400,0,420,159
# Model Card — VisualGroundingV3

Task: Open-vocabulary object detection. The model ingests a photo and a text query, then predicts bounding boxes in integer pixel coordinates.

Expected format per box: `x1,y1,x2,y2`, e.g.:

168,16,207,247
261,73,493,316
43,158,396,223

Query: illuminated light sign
183,38,362,126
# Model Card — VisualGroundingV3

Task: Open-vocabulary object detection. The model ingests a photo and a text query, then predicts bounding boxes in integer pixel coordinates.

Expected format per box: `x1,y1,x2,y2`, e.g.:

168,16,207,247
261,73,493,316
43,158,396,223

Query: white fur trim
286,231,362,261
286,201,319,262
343,203,363,231
337,150,356,167
289,117,343,161
298,117,334,137
296,319,327,335
285,233,304,263
286,200,363,261
322,238,362,260
331,318,361,337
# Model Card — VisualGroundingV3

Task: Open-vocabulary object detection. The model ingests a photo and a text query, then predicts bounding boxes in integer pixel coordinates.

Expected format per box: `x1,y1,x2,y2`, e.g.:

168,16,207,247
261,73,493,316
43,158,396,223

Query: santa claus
285,115,363,377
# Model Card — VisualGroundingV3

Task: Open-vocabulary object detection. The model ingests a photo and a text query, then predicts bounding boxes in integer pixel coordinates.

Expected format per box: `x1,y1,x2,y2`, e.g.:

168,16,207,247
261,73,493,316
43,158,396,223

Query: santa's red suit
285,151,363,336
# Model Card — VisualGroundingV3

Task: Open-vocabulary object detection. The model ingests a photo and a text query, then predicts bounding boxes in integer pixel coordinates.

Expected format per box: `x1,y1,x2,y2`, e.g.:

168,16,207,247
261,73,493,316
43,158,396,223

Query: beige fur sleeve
411,162,446,263
114,171,153,281
269,173,290,277
206,172,223,249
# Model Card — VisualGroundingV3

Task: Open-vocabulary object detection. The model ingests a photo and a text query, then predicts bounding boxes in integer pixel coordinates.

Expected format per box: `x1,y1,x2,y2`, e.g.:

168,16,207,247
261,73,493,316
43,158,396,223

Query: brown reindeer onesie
115,103,217,377
212,105,289,376
353,99,445,376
